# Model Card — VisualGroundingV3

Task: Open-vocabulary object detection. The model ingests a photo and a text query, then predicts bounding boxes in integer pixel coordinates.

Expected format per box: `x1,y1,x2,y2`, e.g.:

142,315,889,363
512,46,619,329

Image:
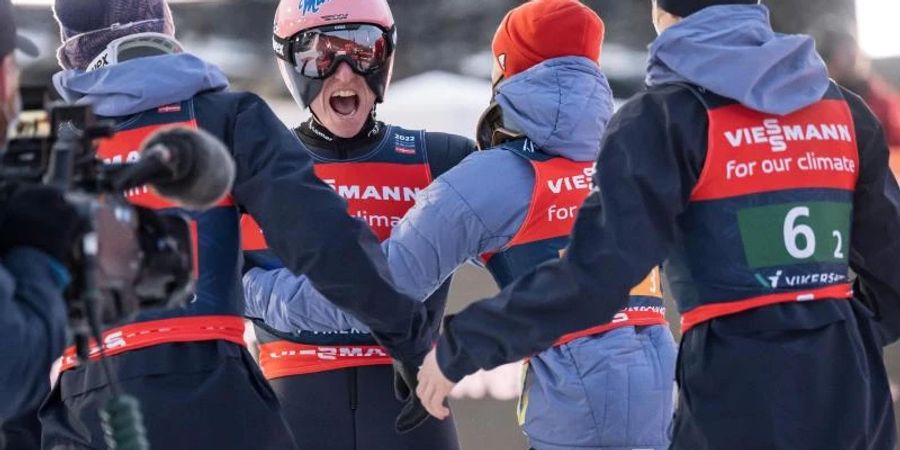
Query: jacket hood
496,56,613,162
646,4,829,115
52,53,229,117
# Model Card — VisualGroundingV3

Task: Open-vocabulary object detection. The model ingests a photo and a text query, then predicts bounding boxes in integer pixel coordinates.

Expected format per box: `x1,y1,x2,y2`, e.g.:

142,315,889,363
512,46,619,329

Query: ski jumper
242,121,474,450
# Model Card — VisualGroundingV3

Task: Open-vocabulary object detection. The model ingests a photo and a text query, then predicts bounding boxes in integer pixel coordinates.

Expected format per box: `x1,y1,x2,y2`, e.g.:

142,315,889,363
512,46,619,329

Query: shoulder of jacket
194,90,265,112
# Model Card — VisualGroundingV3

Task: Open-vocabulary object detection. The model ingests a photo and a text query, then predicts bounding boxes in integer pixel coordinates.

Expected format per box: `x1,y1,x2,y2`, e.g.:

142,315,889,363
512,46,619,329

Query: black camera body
2,103,194,330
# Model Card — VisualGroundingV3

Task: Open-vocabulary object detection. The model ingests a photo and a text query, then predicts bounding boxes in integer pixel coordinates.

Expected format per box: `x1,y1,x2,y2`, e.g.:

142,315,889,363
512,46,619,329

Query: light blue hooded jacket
244,56,676,450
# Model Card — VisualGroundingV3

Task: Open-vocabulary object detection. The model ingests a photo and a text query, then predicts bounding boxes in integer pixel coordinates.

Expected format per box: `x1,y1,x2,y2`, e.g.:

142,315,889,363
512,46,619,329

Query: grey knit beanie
53,0,175,70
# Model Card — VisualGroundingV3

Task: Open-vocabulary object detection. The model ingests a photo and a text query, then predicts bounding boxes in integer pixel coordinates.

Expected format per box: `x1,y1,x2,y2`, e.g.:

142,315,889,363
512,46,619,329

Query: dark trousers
672,301,896,450
2,411,42,449
39,341,297,450
270,365,460,450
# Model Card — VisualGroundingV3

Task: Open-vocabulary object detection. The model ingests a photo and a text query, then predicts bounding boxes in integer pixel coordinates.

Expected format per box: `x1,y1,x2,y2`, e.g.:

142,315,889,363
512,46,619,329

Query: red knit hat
492,0,604,80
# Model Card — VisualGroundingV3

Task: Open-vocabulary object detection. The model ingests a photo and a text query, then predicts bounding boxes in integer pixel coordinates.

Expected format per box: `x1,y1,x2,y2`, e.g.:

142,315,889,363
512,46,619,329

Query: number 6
784,207,816,259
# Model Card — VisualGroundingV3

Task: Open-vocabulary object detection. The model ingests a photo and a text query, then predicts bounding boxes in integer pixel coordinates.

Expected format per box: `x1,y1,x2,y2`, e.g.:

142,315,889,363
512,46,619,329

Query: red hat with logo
492,0,604,80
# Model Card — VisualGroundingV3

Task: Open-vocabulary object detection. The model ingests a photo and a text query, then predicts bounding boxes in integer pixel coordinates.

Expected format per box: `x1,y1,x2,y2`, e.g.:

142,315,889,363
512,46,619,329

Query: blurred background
12,0,900,448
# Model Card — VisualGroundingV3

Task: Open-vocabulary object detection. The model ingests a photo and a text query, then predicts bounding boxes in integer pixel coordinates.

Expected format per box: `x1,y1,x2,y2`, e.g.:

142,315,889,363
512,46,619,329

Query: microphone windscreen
140,126,235,210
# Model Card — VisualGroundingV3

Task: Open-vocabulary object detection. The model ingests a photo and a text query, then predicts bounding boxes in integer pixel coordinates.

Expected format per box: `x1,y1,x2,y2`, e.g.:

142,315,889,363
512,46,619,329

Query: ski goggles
273,23,395,79
86,32,183,72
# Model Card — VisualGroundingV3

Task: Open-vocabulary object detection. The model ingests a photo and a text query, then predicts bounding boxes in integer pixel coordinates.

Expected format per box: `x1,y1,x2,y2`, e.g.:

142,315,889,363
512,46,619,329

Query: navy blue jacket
53,53,431,364
434,5,900,380
435,83,900,381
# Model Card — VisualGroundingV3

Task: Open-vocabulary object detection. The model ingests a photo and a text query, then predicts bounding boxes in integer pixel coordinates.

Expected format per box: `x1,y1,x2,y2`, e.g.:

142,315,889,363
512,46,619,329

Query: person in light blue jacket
245,1,677,449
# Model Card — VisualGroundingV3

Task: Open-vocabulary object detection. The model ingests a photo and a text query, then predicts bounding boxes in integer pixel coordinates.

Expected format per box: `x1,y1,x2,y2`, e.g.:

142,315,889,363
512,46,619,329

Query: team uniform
430,6,900,450
668,81,896,449
39,52,430,450
246,56,677,450
480,139,674,450
242,119,473,450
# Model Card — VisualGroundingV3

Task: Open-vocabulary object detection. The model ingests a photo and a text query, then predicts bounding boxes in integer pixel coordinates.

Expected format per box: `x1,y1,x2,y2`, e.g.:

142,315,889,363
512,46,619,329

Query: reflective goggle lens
291,24,389,79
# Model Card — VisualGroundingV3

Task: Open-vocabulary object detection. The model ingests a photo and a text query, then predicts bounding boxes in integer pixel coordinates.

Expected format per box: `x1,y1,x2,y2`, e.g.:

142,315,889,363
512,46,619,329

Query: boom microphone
111,127,236,210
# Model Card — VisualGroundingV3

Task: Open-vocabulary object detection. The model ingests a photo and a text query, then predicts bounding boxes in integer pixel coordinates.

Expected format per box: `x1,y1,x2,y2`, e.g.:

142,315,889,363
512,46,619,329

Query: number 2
833,231,844,259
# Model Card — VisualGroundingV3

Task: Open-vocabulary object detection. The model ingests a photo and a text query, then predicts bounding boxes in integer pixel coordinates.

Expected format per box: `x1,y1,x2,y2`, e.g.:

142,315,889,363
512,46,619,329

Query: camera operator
0,1,87,447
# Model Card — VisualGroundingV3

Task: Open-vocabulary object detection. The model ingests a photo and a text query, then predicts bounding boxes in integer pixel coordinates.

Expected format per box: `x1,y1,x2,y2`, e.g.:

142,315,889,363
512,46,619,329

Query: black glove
0,183,86,264
392,359,432,433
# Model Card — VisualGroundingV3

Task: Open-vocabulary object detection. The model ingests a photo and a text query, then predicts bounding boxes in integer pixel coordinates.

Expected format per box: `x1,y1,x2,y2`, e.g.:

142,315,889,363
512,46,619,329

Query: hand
0,183,86,264
415,347,456,420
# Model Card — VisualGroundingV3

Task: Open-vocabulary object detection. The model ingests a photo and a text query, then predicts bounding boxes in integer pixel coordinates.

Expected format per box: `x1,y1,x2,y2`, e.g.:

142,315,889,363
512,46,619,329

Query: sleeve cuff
436,326,481,382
